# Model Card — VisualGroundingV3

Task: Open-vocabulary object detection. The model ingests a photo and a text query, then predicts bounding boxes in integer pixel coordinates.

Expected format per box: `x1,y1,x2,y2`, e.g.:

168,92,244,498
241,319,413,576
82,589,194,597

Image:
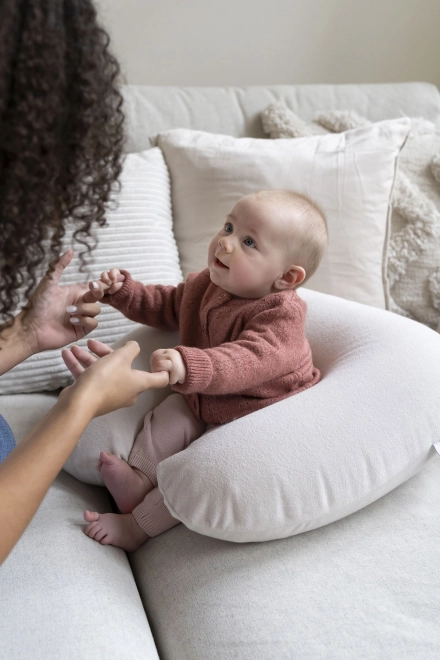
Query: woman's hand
23,250,103,354
62,339,169,417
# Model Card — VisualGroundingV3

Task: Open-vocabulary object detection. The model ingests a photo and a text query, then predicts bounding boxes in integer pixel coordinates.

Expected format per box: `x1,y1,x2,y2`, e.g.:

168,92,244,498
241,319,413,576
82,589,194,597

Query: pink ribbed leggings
127,393,206,537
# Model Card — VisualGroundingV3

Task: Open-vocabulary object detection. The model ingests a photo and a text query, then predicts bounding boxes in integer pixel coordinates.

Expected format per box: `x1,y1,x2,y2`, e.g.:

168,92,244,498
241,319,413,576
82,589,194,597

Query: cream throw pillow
0,148,182,395
155,119,410,309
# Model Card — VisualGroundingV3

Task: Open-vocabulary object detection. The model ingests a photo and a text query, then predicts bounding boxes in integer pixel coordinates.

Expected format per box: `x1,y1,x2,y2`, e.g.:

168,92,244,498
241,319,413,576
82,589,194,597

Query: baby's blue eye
224,223,233,234
244,237,256,248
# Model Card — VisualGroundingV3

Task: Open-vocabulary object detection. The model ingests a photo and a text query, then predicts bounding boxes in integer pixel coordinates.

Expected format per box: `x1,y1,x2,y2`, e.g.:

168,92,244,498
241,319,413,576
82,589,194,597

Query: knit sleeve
173,296,306,395
103,270,185,331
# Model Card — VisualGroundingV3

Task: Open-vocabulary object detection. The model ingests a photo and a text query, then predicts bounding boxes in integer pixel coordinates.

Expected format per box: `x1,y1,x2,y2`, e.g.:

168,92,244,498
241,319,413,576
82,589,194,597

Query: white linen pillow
0,148,182,395
155,120,411,309
157,289,440,542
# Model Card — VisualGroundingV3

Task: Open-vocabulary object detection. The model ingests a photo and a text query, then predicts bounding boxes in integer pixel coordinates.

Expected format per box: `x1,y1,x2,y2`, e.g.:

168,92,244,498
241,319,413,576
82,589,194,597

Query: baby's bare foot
83,510,148,552
99,451,153,513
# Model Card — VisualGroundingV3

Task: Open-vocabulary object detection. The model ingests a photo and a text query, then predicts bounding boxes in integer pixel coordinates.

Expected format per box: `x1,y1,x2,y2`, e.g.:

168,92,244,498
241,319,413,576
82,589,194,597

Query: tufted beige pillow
261,103,440,329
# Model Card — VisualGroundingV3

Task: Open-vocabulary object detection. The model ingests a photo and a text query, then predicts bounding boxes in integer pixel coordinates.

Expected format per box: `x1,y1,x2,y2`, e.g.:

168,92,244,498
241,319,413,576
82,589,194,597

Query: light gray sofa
1,83,440,659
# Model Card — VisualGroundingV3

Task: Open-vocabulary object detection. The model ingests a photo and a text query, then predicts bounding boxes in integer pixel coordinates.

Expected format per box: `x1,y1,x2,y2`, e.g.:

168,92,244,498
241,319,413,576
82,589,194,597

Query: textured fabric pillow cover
261,102,440,329
155,119,410,309
0,148,182,395
64,289,440,542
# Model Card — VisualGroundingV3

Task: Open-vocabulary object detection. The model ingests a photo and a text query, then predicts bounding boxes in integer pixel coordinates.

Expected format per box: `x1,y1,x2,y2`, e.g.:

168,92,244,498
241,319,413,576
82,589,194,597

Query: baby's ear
273,265,306,291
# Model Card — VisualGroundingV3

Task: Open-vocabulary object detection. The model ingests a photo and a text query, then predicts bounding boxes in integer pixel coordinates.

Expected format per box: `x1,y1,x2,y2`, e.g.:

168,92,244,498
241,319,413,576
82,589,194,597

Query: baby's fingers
150,350,171,373
108,268,123,283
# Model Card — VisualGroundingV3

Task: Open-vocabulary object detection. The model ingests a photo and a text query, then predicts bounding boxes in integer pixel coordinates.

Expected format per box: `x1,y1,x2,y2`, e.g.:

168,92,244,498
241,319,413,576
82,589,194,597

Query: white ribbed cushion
0,148,182,394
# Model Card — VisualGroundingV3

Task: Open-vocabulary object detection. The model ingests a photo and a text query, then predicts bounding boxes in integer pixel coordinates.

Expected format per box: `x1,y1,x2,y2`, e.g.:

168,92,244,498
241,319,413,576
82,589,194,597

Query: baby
73,189,328,551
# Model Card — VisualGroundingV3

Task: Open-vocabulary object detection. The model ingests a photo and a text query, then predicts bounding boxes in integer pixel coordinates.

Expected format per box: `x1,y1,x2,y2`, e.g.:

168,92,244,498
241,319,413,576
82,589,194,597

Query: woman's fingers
142,370,169,389
68,316,98,338
62,340,114,380
70,344,99,368
62,343,102,379
47,249,74,286
69,302,101,318
61,348,86,379
67,302,101,330
86,339,114,357
81,280,107,304
63,341,171,417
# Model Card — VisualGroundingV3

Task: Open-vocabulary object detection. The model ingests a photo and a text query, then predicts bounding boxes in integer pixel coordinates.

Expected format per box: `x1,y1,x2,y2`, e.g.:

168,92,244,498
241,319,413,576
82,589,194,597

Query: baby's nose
219,237,233,253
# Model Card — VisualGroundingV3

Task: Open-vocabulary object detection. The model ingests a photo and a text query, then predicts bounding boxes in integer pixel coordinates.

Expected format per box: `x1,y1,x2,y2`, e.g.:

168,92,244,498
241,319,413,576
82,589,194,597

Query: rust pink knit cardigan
105,269,320,424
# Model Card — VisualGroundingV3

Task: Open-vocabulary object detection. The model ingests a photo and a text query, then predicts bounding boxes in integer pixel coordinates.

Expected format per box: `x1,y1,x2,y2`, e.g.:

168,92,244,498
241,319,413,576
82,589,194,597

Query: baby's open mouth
215,257,229,269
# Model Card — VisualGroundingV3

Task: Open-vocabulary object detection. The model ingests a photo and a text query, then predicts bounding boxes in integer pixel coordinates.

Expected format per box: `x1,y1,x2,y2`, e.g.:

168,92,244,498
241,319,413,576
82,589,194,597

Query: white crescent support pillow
64,289,440,543
157,288,440,541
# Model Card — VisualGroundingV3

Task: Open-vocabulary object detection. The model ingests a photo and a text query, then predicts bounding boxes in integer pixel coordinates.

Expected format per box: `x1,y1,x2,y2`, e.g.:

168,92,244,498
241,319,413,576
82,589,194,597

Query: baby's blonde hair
253,189,328,284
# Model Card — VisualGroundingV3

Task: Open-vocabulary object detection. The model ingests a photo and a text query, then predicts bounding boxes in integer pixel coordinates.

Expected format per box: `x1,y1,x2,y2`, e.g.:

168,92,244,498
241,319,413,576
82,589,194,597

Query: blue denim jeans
0,414,15,463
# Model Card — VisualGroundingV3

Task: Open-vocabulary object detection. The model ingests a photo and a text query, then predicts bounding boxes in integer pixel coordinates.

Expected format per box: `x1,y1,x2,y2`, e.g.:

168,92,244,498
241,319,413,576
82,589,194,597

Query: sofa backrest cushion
122,83,440,153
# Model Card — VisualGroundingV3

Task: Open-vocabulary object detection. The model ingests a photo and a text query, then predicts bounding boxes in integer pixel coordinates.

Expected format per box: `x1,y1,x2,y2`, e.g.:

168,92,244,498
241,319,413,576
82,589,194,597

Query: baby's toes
95,529,108,543
99,534,112,546
84,522,102,539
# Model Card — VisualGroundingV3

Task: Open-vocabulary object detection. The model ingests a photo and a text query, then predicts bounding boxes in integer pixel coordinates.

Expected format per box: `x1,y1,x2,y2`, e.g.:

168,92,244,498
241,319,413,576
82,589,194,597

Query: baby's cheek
235,260,257,285
207,238,217,262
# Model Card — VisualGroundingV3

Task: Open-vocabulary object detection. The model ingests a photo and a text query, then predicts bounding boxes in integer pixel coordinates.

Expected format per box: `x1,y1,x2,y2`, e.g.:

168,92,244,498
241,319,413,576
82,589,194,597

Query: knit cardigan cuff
172,346,213,394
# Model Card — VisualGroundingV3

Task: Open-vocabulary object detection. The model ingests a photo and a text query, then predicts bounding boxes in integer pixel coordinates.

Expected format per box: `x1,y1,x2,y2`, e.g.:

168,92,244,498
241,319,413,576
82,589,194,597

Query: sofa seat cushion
0,470,159,660
132,457,440,660
0,392,59,442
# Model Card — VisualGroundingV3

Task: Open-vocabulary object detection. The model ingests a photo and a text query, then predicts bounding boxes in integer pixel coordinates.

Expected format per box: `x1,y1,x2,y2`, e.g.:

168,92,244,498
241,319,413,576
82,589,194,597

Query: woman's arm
0,340,169,564
0,313,35,375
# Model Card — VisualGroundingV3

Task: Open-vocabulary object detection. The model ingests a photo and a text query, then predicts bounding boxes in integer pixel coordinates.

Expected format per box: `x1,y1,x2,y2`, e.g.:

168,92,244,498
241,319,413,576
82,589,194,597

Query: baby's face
208,196,293,298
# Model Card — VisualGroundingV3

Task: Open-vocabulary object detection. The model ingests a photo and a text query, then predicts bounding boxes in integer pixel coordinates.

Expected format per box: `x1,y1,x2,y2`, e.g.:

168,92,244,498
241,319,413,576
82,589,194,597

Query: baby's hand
150,348,186,385
100,268,125,295
87,268,126,300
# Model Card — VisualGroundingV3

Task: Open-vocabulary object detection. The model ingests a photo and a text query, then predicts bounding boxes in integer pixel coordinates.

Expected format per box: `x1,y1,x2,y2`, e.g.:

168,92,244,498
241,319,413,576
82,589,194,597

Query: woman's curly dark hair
0,0,125,321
